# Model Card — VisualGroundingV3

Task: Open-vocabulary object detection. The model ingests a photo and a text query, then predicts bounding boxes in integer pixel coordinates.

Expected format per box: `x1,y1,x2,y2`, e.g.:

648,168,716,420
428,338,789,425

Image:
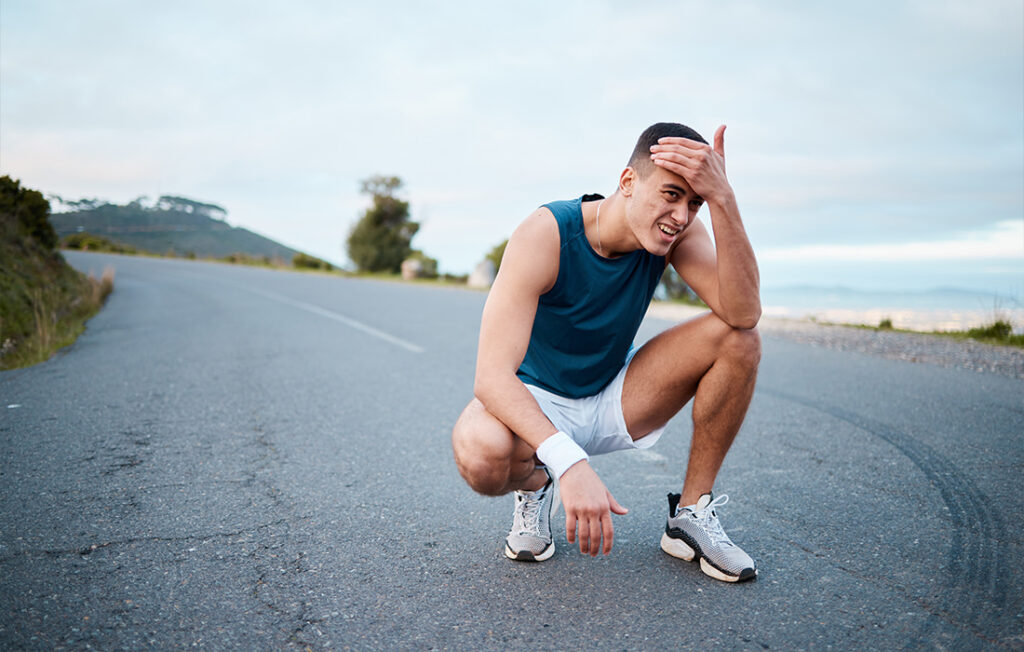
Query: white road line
629,449,668,463
242,286,425,354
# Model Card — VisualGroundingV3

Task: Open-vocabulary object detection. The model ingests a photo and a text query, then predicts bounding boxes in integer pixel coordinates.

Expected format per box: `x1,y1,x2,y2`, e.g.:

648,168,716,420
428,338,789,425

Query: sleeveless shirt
516,195,665,398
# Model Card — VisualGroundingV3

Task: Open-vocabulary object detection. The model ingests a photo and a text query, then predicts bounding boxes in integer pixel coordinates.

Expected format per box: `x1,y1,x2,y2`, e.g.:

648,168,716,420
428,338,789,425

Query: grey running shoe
660,492,757,582
504,468,556,562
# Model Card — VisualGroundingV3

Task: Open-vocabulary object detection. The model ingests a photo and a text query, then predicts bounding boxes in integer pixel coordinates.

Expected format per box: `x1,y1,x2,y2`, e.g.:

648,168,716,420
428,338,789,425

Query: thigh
621,312,734,436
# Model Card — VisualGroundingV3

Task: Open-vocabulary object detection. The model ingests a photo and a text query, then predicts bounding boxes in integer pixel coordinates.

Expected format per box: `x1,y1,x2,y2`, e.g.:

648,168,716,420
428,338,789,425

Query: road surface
2,251,1021,650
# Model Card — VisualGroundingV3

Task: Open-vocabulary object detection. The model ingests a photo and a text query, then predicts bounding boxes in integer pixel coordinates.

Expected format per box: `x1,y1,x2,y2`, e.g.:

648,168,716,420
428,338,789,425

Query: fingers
713,124,726,156
606,490,628,515
601,514,615,555
654,136,706,150
585,518,601,556
565,513,576,544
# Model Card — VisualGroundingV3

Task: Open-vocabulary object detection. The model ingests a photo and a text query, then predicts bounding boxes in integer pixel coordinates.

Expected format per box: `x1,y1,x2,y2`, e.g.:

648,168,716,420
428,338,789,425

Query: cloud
760,219,1023,262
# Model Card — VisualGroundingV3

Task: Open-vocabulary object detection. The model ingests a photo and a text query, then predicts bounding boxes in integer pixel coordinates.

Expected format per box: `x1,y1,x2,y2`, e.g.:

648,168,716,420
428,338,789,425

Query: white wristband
536,431,588,479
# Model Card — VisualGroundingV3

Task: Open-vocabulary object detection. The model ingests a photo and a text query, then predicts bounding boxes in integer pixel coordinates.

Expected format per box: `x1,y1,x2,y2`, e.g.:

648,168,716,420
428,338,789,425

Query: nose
673,206,690,228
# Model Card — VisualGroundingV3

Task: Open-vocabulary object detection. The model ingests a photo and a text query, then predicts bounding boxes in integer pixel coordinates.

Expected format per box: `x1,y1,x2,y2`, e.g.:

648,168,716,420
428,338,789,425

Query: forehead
641,164,697,195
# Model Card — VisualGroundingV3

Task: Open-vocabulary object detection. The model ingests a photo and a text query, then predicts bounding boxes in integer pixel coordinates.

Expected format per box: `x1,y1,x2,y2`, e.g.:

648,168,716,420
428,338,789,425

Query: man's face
623,164,704,256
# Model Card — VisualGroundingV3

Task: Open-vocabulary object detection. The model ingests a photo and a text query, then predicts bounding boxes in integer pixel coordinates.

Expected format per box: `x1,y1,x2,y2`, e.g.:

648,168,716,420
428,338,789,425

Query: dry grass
0,266,115,369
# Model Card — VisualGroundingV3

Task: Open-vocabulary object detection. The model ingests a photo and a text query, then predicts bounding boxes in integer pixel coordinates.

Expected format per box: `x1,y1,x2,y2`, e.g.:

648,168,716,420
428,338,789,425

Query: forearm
473,372,560,451
707,192,761,328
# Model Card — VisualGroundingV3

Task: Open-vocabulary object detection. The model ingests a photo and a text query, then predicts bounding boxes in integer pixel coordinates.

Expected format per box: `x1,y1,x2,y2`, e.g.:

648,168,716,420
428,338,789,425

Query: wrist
536,431,588,479
707,189,737,212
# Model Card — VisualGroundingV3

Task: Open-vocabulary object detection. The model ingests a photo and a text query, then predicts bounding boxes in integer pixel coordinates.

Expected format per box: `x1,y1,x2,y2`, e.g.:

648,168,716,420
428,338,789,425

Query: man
451,122,761,582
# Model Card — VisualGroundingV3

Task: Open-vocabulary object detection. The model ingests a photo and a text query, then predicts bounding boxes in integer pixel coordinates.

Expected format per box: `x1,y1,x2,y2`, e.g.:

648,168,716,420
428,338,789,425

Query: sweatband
536,431,588,478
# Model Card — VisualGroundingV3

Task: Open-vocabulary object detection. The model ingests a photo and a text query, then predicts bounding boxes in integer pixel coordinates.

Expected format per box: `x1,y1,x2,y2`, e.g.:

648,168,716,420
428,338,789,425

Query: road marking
629,449,668,463
242,287,425,353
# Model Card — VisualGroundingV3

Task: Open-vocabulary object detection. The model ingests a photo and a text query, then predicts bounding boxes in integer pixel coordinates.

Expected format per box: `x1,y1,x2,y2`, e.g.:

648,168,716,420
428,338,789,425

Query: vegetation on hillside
1,176,114,370
61,232,140,254
346,176,419,273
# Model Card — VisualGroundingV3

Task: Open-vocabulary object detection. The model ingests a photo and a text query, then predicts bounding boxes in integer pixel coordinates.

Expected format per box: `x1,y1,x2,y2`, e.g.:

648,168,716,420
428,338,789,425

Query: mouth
657,223,680,238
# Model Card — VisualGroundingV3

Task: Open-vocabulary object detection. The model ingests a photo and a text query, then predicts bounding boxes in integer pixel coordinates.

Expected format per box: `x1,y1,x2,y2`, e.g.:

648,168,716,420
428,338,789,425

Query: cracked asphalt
1,251,1021,650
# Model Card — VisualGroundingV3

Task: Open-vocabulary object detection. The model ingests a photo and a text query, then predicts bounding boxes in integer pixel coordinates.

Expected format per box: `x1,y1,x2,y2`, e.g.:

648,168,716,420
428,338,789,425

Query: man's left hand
649,124,733,206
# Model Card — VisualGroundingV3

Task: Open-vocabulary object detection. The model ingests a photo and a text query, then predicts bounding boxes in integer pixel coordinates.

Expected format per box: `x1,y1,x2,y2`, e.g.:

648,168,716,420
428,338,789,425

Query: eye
689,200,703,209
665,190,680,200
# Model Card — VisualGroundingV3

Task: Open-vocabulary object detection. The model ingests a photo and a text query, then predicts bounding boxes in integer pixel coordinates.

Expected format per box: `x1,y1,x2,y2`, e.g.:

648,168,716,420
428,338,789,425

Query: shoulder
494,207,560,296
514,206,558,243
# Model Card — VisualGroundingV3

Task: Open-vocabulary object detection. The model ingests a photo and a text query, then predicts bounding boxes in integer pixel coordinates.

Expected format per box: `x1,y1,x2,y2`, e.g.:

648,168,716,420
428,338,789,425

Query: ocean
760,286,1024,333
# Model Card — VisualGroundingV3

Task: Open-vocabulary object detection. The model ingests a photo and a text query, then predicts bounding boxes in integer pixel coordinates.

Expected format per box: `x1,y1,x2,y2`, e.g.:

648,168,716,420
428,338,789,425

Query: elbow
724,305,761,330
473,372,500,406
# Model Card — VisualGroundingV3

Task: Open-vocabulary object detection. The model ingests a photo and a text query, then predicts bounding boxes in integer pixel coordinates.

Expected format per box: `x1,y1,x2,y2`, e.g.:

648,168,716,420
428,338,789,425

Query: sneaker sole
504,542,555,562
660,533,757,583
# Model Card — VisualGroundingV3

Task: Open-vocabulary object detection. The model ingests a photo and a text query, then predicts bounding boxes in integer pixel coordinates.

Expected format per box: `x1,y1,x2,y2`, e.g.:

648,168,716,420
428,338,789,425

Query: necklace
595,199,605,256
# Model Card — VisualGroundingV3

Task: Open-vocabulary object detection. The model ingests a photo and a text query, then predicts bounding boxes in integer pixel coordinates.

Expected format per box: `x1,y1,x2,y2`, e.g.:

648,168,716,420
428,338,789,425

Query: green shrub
293,252,334,271
486,238,508,274
967,319,1013,341
405,250,438,279
0,176,57,250
878,318,893,329
61,232,138,254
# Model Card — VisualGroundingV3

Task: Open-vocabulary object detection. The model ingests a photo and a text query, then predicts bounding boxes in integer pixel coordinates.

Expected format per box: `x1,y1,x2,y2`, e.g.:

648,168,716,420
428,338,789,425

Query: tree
485,238,508,274
346,175,419,273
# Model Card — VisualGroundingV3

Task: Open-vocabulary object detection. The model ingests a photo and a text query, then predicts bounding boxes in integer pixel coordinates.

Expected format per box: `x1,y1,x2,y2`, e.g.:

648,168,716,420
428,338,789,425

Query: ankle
520,467,548,492
680,489,708,508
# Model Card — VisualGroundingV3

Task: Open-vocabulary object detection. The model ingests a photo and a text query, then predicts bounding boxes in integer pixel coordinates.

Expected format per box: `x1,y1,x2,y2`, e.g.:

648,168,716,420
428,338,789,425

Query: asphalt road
1,251,1021,650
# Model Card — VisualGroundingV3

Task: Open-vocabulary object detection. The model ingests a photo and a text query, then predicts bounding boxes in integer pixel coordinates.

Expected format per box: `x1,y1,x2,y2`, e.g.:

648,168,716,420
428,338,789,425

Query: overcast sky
2,1,1022,296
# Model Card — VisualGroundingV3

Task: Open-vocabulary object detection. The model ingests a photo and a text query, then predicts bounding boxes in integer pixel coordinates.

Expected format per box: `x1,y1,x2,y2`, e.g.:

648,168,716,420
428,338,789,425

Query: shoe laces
689,494,734,547
511,485,547,535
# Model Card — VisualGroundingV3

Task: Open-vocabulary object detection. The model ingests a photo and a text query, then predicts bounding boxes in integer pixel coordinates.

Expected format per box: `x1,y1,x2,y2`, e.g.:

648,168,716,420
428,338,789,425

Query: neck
586,192,631,258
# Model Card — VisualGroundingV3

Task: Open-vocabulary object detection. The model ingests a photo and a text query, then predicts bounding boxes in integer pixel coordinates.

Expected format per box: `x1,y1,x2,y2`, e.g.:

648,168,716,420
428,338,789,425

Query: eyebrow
662,184,703,202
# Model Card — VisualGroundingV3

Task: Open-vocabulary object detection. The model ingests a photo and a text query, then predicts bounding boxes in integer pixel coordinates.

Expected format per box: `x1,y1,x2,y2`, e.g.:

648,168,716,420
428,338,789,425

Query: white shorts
524,348,667,456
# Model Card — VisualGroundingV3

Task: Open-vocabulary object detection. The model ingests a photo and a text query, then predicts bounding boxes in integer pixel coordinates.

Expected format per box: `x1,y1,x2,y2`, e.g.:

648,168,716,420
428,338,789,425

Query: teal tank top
516,195,666,398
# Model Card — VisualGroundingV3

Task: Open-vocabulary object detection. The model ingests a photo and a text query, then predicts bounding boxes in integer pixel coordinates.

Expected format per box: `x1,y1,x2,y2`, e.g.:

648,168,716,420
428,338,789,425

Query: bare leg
621,312,761,505
452,398,547,496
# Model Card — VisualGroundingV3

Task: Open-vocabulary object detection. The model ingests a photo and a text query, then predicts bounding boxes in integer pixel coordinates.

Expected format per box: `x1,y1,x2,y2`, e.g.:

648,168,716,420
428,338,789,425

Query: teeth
658,224,678,236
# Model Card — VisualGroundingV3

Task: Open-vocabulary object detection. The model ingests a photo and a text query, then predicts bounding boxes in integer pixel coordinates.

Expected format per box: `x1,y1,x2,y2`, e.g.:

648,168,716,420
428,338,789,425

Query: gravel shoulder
647,302,1024,380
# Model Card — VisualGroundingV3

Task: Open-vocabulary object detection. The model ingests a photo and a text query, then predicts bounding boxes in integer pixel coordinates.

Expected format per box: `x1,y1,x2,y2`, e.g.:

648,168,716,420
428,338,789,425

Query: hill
49,195,301,261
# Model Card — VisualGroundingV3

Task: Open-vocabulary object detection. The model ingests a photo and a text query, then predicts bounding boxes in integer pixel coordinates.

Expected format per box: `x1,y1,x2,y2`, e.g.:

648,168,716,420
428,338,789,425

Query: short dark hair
628,122,707,178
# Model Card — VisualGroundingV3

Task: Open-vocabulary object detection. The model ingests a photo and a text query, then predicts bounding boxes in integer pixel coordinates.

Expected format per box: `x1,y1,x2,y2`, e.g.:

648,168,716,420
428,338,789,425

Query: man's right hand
559,461,628,556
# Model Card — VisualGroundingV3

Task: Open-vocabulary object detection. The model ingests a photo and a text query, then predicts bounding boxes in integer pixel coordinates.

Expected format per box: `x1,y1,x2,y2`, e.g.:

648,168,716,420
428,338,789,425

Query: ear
619,167,636,197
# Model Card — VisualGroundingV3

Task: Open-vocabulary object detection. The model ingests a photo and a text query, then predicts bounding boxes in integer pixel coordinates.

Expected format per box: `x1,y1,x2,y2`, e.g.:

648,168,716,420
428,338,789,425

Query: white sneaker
504,469,556,562
660,492,757,582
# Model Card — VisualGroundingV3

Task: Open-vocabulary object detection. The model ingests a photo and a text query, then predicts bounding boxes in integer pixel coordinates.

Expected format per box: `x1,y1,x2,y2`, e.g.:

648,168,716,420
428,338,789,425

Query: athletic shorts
524,348,667,456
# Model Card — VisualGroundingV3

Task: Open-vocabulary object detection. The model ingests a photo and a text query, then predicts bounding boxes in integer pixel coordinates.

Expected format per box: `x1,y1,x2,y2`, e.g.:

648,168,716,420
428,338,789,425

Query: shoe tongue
695,493,714,511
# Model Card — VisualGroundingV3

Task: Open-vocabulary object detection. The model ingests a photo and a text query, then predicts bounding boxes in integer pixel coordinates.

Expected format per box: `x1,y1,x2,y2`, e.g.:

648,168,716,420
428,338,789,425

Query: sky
2,0,1022,300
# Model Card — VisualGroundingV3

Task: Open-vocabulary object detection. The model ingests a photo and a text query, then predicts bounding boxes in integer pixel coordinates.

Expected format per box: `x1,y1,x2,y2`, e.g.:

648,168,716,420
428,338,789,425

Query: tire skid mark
761,387,1011,648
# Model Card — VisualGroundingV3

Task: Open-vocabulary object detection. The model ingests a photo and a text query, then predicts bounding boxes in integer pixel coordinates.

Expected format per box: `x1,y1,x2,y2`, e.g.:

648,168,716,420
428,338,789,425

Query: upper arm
669,219,722,314
475,208,559,387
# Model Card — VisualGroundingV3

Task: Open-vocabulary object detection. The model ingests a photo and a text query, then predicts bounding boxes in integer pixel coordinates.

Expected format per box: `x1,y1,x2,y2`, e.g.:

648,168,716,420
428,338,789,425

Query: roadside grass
1,268,115,369
2,233,117,369
831,315,1024,349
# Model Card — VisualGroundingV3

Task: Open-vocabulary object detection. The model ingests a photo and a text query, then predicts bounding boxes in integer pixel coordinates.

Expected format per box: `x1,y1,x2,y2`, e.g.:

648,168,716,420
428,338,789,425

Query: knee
722,323,761,370
452,407,514,496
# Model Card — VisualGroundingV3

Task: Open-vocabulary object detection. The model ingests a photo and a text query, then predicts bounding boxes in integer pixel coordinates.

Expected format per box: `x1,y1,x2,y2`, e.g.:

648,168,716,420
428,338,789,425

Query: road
2,251,1021,650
